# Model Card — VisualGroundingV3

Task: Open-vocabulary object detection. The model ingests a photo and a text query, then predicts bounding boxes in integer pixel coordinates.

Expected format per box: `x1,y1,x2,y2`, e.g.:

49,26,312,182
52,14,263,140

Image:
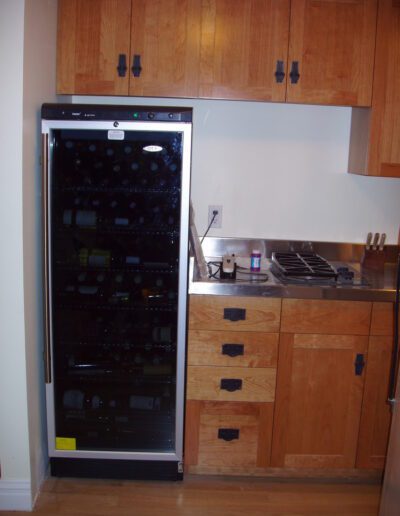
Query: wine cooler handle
42,133,52,384
388,253,400,407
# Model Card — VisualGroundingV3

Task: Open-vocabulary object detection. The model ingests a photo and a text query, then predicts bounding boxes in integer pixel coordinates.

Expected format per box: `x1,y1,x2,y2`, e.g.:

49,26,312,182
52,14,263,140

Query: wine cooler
41,104,192,480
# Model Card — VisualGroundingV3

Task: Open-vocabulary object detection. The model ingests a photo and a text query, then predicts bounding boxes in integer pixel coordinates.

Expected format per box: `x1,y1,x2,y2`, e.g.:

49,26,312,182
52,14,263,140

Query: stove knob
147,112,155,120
337,267,354,282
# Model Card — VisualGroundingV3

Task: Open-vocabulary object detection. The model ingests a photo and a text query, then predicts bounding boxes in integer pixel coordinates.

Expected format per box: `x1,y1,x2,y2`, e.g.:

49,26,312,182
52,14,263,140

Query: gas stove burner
271,252,338,279
270,252,369,287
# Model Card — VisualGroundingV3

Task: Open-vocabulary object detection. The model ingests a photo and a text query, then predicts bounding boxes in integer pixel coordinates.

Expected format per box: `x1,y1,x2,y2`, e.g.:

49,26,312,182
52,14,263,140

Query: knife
366,232,372,251
378,233,386,251
372,232,380,251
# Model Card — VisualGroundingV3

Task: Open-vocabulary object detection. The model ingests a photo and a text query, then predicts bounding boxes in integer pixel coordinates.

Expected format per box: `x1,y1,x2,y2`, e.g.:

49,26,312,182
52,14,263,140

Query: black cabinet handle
354,353,365,376
117,54,127,77
132,54,142,77
289,61,300,84
220,378,242,392
218,428,240,441
222,343,244,357
275,60,285,83
224,308,246,322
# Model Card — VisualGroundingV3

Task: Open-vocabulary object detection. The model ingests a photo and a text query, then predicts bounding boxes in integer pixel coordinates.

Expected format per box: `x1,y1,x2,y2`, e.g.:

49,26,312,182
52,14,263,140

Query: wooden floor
4,475,381,516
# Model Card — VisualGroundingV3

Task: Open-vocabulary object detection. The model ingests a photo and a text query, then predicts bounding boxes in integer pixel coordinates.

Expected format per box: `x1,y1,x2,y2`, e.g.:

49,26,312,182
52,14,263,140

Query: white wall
74,96,400,244
22,0,58,503
0,0,31,510
0,0,58,511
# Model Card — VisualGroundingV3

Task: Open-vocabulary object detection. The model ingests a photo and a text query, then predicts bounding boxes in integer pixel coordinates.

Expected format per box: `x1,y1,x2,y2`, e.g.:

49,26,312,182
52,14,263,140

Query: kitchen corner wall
74,96,400,244
0,0,57,511
22,0,58,504
0,1,30,510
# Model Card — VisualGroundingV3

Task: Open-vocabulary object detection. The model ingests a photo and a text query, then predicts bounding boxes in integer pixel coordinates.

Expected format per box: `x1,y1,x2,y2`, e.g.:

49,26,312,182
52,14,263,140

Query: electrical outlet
208,205,222,229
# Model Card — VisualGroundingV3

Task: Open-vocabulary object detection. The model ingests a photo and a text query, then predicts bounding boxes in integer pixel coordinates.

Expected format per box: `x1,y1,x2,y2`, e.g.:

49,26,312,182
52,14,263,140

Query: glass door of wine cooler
42,115,191,466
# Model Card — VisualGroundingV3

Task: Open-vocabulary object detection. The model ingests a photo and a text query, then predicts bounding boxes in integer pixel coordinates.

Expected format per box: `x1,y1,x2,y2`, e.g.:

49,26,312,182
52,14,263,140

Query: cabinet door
198,0,290,101
286,0,377,106
271,333,368,469
57,0,132,95
129,0,202,97
349,0,400,177
356,336,392,469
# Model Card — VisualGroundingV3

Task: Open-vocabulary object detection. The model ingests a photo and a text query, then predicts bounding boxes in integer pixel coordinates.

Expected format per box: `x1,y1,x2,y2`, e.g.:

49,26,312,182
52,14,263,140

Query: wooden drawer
185,400,274,469
370,302,394,336
188,330,278,368
189,295,281,332
281,299,372,335
186,365,276,402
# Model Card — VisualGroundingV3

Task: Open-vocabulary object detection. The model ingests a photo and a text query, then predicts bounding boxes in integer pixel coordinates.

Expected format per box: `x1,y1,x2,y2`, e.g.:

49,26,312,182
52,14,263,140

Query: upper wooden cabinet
57,0,202,97
349,0,400,177
128,0,202,98
57,0,377,106
197,0,290,102
286,0,377,106
57,0,132,95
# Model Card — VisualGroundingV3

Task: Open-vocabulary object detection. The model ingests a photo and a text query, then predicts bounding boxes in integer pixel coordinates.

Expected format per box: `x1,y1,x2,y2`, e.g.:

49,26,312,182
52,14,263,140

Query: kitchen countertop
188,237,399,303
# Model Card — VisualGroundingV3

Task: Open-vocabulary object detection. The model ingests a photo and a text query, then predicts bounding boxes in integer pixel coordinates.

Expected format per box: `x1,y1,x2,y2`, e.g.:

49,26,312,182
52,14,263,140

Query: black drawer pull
132,54,142,77
222,343,244,357
220,378,242,392
275,60,285,83
218,428,240,441
355,353,365,376
289,61,300,84
223,308,246,322
117,54,127,77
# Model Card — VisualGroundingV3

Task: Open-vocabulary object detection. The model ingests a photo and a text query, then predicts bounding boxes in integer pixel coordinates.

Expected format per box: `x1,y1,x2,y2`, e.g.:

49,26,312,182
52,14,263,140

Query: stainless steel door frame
42,119,192,462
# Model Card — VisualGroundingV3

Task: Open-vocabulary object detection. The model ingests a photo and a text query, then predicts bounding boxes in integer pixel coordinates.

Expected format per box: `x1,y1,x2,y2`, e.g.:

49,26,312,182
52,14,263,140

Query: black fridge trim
50,457,183,480
42,103,192,123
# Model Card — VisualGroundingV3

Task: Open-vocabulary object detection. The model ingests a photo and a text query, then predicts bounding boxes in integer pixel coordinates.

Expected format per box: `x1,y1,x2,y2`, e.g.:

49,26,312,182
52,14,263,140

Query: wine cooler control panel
42,104,192,123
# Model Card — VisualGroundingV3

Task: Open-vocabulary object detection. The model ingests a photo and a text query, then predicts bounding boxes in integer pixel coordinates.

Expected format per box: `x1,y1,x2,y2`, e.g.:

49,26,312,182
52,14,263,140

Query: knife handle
366,232,372,250
378,233,386,251
372,232,380,251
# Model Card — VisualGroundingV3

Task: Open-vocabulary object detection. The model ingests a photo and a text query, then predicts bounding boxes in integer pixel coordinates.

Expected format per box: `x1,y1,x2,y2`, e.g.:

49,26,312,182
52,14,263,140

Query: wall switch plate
208,205,222,228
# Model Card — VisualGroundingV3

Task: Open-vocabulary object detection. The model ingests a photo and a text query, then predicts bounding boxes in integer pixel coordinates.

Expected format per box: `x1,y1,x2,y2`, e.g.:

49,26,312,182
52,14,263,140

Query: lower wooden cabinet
356,301,394,469
185,400,274,472
271,333,369,469
185,296,394,477
356,336,392,469
186,295,279,474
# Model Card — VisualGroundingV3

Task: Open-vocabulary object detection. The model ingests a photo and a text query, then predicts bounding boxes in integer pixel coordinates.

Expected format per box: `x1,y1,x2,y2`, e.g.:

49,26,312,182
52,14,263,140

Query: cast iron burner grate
271,252,338,279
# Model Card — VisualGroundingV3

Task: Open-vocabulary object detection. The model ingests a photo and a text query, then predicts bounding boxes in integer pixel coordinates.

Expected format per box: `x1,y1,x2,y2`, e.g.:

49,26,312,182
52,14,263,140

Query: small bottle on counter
250,250,261,272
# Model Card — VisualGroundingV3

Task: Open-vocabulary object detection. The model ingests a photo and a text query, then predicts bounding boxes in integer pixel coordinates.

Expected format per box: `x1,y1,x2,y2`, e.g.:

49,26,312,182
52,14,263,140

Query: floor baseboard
0,480,32,511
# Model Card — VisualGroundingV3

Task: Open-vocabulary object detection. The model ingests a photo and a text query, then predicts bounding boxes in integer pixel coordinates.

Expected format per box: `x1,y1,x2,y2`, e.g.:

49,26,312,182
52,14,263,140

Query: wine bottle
62,209,97,227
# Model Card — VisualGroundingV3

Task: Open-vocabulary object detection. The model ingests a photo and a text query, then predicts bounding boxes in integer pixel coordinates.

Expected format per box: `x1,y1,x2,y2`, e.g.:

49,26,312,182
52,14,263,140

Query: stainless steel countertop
188,238,399,303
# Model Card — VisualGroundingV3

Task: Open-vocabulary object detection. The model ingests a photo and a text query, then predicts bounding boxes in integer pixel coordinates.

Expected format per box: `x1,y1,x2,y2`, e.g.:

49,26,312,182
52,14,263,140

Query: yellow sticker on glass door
55,437,76,450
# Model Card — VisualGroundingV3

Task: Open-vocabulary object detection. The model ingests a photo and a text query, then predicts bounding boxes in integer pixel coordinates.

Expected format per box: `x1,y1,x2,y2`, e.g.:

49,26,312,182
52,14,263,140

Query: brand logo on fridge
143,145,163,153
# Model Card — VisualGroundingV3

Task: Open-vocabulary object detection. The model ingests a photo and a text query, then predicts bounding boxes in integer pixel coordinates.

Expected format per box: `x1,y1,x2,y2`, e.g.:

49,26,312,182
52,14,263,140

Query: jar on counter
250,250,261,272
